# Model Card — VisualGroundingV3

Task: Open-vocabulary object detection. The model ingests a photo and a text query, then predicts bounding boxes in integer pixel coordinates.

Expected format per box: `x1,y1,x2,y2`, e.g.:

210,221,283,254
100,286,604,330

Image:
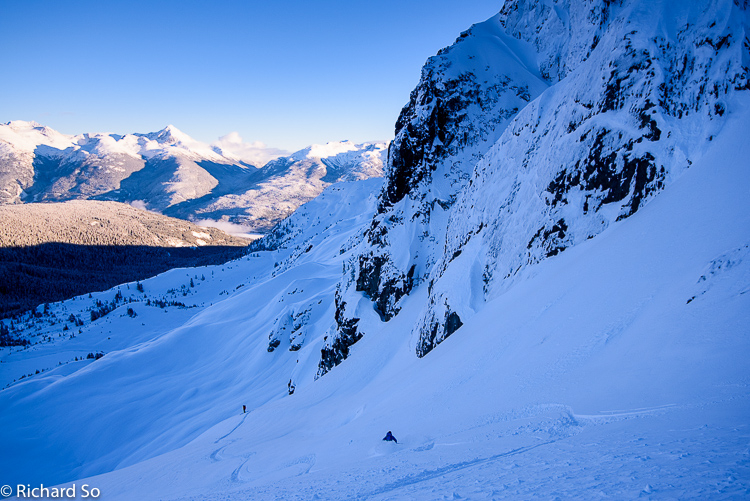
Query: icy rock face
416,0,749,356
319,0,750,370
314,13,551,376
319,7,559,375
318,290,362,372
267,300,320,353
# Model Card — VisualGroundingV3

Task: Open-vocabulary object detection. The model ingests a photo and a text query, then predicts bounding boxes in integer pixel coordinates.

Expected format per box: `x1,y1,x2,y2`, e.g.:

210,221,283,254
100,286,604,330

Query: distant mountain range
0,121,386,233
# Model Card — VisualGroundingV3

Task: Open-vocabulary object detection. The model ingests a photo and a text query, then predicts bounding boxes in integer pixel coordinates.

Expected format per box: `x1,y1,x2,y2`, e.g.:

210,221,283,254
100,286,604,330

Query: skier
242,405,246,414
383,431,397,444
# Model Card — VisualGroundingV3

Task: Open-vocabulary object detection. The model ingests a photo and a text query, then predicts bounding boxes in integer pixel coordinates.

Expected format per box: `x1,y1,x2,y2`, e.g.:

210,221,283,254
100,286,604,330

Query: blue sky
1,1,502,151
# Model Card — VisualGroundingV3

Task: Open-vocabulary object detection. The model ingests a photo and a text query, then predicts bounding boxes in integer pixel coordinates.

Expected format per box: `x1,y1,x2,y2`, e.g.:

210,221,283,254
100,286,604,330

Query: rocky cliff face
316,0,749,373
347,13,550,324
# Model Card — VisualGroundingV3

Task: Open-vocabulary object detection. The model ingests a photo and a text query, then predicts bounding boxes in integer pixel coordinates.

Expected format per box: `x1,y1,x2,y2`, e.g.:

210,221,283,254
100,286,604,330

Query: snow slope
0,122,386,233
0,0,748,498
0,176,385,487
1,94,747,499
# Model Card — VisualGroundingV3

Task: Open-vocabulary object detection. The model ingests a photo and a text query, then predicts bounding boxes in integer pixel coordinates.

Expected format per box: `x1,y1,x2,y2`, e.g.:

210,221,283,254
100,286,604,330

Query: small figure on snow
383,431,398,444
242,405,246,414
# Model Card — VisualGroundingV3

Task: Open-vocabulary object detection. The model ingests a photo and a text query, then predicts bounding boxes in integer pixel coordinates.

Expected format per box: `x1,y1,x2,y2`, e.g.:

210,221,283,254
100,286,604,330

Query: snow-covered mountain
0,122,386,233
174,139,386,233
0,0,749,498
324,0,750,368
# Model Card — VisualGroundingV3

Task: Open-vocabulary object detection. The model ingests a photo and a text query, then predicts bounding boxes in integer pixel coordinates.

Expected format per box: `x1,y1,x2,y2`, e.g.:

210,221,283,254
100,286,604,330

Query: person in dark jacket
383,431,397,444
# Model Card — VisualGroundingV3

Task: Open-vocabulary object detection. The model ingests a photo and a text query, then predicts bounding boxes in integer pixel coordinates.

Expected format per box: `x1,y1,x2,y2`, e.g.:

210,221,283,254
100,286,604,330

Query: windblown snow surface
1,0,749,499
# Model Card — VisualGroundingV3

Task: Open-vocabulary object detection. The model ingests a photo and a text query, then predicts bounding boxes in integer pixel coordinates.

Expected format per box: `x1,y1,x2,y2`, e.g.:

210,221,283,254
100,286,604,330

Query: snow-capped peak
137,124,192,146
156,124,184,143
0,120,76,152
5,120,45,130
128,125,227,162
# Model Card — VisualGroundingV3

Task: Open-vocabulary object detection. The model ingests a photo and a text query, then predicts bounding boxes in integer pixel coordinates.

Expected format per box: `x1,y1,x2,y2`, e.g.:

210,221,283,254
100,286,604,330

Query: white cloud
128,200,161,213
193,219,263,240
306,140,359,159
211,132,289,167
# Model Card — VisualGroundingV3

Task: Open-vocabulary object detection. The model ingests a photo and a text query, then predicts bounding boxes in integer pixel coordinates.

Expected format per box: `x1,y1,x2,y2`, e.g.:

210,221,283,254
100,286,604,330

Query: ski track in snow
209,444,230,463
229,453,258,484
358,441,556,499
214,414,248,444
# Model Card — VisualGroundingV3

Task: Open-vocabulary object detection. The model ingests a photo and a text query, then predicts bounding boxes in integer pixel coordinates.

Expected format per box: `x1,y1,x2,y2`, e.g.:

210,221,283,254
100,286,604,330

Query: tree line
0,243,247,318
